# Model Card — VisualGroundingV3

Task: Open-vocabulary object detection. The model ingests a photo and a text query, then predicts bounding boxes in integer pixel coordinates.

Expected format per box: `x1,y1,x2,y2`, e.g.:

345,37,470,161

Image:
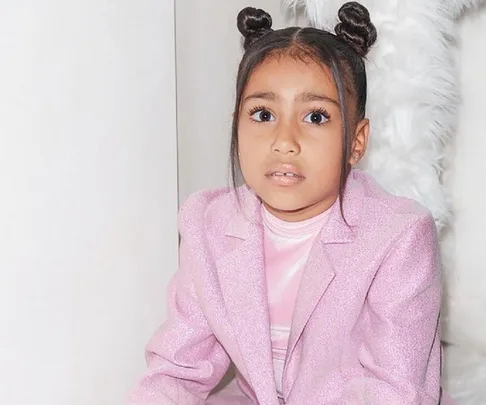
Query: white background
0,2,178,404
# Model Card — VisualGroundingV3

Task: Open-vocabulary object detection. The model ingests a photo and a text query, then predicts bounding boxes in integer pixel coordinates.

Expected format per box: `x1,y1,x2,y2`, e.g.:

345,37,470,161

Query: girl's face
237,56,368,222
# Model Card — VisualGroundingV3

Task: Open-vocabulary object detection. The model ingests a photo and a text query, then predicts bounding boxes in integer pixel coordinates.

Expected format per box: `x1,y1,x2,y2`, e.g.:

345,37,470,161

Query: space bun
334,2,377,57
237,7,273,50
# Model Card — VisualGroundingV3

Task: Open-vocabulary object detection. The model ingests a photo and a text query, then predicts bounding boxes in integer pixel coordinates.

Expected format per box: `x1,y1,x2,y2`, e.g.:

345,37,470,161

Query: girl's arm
128,237,231,405
342,213,443,405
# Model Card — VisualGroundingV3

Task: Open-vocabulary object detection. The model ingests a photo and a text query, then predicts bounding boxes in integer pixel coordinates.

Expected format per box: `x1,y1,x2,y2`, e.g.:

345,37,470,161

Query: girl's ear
349,118,369,166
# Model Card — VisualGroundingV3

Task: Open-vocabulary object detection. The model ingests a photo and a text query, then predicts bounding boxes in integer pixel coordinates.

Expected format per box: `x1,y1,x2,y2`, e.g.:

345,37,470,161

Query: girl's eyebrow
243,91,339,106
243,91,277,102
298,92,340,106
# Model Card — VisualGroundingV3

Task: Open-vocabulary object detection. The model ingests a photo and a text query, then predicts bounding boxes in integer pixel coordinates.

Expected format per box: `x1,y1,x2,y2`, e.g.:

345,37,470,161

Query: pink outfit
262,205,330,397
129,169,455,405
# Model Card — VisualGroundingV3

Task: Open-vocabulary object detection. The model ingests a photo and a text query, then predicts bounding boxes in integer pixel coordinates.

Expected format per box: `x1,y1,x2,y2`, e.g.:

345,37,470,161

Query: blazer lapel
214,170,365,402
286,240,337,363
215,187,279,405
286,171,365,366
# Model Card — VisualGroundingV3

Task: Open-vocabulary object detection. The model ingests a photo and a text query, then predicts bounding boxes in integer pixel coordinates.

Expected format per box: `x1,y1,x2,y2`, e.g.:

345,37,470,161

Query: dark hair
231,2,377,221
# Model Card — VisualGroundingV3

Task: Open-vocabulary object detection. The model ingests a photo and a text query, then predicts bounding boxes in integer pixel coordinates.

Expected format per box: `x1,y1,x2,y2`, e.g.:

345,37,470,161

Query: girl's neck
261,204,331,238
261,196,337,223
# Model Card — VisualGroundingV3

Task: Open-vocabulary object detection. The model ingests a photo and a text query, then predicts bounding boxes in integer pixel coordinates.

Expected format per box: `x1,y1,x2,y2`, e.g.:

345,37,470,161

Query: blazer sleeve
341,213,444,405
128,227,231,404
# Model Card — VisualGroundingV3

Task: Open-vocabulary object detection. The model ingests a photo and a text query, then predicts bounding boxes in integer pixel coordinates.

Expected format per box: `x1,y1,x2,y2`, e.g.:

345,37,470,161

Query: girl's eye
250,108,275,122
304,111,329,125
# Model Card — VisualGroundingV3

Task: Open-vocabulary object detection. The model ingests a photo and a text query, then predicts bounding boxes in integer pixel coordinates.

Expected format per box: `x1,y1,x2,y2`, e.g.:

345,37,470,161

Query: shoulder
353,170,436,238
178,186,243,237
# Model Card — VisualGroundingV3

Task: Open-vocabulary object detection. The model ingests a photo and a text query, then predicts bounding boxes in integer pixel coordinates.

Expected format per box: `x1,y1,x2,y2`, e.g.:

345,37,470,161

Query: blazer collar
217,170,365,402
224,169,364,243
216,187,279,404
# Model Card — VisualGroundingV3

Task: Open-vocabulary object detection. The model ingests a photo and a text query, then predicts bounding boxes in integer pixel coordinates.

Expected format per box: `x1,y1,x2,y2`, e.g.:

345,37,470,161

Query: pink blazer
129,169,454,405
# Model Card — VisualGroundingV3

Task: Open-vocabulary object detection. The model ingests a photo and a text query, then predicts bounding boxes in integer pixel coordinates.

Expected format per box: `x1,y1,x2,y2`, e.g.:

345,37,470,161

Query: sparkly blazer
129,169,454,405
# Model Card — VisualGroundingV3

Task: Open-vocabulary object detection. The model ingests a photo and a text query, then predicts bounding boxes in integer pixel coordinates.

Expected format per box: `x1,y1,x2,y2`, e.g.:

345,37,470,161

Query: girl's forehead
243,56,337,98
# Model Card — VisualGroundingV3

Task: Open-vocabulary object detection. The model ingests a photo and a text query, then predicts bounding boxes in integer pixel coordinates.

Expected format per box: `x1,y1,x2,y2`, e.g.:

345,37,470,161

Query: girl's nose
271,126,300,156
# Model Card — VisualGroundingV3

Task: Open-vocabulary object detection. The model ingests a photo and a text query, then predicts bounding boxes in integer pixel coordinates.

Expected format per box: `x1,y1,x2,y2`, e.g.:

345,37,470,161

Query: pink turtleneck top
261,205,331,397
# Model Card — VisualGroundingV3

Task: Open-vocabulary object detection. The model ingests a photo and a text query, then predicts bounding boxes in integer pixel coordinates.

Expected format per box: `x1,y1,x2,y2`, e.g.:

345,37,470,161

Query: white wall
440,7,486,403
0,2,178,404
445,6,486,352
176,1,305,202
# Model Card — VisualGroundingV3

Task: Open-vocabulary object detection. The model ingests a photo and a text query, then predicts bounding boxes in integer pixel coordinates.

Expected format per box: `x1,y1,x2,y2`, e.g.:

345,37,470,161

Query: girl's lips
265,163,304,178
265,170,305,186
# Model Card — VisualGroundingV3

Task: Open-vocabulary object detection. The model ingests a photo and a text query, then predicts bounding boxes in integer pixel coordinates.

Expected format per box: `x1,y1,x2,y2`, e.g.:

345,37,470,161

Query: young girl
129,3,454,404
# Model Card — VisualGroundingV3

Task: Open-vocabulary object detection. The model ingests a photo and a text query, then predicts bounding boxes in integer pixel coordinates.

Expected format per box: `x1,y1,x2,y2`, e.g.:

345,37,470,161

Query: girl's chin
261,199,314,219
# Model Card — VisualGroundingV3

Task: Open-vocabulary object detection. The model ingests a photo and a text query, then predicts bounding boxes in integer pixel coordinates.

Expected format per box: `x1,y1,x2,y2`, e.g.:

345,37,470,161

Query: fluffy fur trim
437,16,486,405
283,0,486,19
443,0,486,18
443,345,486,404
282,0,459,233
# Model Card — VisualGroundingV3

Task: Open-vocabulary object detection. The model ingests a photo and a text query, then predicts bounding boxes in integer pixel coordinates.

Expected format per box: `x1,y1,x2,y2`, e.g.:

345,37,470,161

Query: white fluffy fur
441,6,486,404
283,0,486,403
444,0,486,18
282,0,458,233
443,345,486,404
442,3,486,356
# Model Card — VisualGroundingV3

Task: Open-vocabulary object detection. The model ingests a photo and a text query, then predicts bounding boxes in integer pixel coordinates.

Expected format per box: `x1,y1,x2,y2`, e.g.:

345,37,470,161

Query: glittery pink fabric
128,169,455,405
261,205,330,397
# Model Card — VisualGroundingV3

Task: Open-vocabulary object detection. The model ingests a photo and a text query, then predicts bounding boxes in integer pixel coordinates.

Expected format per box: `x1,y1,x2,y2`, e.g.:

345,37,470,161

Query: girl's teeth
273,172,297,177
